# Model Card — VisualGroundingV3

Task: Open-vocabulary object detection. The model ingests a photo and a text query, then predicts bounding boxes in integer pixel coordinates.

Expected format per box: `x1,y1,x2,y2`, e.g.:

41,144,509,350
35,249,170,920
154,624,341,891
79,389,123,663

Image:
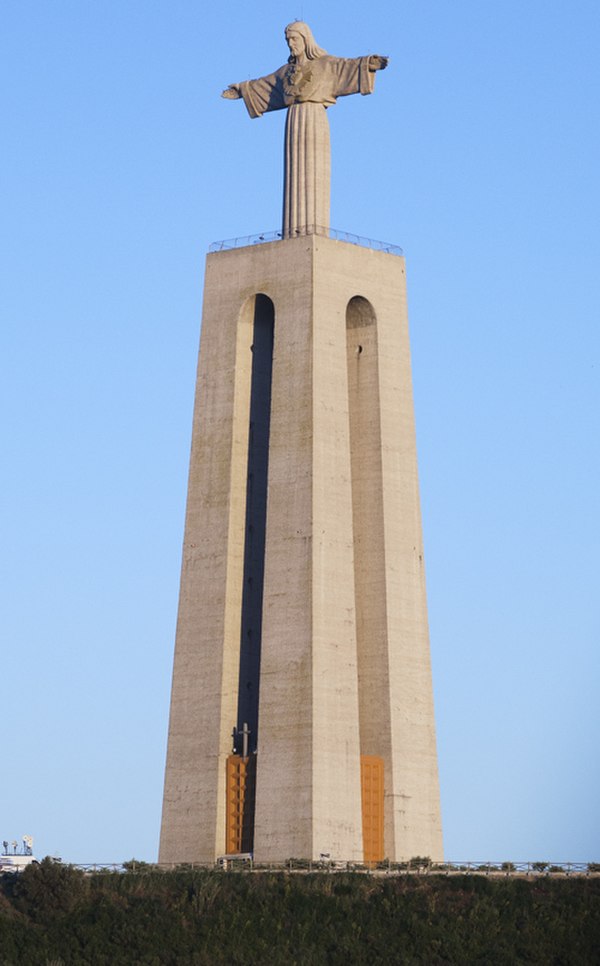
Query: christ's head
285,22,326,62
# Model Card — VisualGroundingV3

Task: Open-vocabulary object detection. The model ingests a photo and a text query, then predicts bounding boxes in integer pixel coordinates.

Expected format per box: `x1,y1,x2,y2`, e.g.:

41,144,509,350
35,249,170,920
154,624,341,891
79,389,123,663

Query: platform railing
209,226,403,256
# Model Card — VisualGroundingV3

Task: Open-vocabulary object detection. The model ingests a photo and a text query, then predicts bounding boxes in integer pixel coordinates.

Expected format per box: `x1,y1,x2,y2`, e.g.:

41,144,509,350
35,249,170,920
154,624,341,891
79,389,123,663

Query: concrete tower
159,23,442,865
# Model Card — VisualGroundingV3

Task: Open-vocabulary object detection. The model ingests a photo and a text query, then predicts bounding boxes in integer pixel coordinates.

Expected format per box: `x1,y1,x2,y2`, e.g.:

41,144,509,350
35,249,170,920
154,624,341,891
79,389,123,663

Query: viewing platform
209,226,403,256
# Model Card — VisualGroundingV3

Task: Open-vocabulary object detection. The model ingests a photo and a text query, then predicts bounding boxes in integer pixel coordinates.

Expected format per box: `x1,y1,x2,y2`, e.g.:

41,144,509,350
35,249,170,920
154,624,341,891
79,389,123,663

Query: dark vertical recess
236,294,274,755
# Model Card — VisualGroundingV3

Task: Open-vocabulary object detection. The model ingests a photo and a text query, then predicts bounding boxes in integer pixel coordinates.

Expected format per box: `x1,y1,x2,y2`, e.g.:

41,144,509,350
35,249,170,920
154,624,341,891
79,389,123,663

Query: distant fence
209,226,403,257
65,859,599,877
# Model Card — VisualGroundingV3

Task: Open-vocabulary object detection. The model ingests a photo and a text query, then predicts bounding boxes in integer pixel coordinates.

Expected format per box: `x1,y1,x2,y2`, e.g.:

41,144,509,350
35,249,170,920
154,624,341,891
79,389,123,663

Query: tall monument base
159,234,442,864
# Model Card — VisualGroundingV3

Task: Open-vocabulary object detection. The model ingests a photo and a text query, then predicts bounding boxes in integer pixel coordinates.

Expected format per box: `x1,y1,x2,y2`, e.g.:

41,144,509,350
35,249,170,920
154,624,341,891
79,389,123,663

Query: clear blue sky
2,0,598,864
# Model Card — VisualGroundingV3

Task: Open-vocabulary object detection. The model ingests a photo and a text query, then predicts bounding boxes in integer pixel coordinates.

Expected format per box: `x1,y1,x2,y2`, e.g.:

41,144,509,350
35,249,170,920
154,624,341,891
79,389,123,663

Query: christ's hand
368,55,389,72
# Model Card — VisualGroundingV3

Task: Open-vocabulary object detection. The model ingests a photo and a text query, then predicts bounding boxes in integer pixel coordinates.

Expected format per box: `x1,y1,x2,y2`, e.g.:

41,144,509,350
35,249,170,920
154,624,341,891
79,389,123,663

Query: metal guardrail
64,859,599,876
209,226,403,257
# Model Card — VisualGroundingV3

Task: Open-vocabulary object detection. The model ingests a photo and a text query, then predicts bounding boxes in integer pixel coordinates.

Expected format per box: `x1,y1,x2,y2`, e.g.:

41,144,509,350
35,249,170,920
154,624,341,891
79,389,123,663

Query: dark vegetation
1,858,599,965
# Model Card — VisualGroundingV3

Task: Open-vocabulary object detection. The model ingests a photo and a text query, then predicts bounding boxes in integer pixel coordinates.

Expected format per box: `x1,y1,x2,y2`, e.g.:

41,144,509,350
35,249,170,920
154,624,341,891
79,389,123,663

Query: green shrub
11,858,87,922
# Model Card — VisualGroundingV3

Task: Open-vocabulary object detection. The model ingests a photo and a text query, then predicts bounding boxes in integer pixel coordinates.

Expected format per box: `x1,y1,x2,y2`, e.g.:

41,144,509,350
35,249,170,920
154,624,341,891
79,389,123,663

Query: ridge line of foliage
1,857,599,965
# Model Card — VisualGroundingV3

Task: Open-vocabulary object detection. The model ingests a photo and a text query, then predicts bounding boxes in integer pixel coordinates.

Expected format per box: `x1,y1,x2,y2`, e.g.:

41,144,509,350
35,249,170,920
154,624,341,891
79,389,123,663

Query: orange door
226,755,256,854
361,755,384,864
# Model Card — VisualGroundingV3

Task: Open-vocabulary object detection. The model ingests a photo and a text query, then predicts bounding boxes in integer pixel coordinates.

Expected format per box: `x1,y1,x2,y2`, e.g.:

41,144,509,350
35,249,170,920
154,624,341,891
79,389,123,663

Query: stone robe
238,56,376,236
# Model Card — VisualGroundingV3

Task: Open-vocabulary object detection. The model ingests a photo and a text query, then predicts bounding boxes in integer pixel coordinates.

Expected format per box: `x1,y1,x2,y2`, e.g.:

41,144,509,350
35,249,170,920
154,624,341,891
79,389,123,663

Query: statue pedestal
159,235,443,864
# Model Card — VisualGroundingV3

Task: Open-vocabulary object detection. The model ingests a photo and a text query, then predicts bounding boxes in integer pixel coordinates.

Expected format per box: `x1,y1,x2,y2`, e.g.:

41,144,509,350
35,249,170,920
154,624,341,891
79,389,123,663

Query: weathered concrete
159,234,443,864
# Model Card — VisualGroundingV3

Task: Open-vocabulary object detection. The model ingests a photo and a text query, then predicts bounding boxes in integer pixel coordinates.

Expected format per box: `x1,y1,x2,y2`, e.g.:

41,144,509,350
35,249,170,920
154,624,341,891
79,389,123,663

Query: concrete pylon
159,233,443,865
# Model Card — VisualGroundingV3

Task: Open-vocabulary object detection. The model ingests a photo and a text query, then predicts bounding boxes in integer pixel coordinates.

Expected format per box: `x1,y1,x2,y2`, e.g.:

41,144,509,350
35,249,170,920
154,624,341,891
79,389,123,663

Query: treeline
1,858,599,965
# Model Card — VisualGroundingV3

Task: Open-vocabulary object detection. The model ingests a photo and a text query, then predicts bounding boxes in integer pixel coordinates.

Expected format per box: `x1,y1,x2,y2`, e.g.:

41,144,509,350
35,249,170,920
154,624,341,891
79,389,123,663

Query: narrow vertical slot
236,294,275,754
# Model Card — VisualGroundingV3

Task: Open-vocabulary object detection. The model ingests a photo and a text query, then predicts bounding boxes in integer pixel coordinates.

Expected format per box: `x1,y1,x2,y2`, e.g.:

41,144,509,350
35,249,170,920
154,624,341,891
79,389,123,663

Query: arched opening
227,293,274,855
345,294,387,865
236,294,274,755
346,295,376,329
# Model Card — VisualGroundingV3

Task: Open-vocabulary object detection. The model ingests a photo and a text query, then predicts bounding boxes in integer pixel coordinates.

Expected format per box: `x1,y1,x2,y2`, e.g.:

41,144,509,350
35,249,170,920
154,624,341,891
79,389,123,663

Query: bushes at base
10,858,88,923
0,865,598,965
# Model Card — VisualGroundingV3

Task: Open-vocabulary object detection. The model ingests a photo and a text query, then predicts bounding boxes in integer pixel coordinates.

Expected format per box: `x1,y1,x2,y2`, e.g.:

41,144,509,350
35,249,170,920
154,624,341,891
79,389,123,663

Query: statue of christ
222,22,388,237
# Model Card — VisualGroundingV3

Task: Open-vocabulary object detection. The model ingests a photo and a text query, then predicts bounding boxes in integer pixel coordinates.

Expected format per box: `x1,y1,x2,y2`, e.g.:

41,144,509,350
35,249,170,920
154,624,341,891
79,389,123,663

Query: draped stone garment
238,56,376,236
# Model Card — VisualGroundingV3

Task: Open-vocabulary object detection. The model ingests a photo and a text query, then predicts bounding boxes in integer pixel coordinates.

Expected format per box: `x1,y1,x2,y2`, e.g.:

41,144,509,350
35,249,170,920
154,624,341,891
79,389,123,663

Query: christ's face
286,31,305,59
